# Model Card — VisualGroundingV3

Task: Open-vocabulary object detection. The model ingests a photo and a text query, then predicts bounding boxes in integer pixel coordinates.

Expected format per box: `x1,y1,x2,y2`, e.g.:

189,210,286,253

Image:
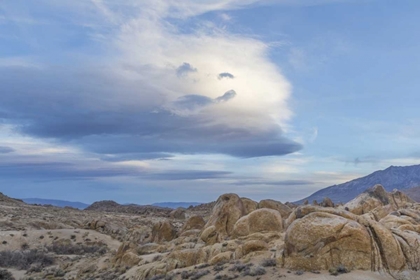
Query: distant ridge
85,200,172,216
402,186,420,202
295,164,420,204
151,202,202,209
22,198,89,209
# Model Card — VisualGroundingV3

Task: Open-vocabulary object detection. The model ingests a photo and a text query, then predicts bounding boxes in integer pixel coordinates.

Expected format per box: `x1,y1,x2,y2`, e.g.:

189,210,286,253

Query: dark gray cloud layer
218,72,235,79
0,157,231,181
176,63,197,77
0,65,302,159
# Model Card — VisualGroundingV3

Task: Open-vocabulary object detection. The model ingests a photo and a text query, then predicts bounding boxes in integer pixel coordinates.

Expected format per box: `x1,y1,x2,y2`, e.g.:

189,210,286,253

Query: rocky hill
296,164,420,204
0,192,25,206
1,189,420,280
85,200,173,217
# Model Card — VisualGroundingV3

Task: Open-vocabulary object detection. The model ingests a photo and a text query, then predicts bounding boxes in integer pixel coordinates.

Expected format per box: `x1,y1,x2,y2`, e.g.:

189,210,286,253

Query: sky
1,0,420,204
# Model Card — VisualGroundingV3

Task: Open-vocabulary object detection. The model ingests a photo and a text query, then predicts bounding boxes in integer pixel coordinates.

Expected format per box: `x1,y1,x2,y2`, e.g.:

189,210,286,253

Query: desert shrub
0,269,15,280
47,241,107,255
181,271,191,279
228,262,252,273
260,258,277,267
190,270,210,280
329,264,349,276
152,254,163,262
54,269,66,277
214,275,238,280
195,263,210,269
213,264,225,272
242,265,266,276
295,270,304,275
149,274,173,280
0,249,54,270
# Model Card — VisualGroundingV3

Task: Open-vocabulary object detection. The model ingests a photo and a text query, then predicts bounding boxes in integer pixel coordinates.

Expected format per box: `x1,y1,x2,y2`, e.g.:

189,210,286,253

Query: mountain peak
296,164,420,204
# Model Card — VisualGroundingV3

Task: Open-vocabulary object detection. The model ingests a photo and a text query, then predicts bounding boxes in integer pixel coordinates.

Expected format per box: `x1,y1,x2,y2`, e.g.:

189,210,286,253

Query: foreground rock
0,187,420,280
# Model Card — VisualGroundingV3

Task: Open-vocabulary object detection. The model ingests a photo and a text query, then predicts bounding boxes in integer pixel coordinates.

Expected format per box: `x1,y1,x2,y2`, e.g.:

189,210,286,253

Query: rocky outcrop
284,209,372,271
113,242,142,268
85,200,172,217
320,197,334,207
344,185,415,216
241,197,258,214
200,194,245,244
0,192,25,206
258,199,292,219
169,207,186,220
151,221,177,243
232,208,283,238
283,202,420,274
181,216,205,233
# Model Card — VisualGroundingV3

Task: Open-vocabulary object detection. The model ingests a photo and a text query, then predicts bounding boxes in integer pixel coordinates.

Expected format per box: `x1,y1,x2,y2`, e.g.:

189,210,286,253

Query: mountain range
22,198,90,209
21,198,202,210
296,164,420,204
19,164,420,208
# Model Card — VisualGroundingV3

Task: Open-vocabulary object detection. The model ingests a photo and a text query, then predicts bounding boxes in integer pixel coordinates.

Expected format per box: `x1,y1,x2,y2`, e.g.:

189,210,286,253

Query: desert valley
1,171,420,280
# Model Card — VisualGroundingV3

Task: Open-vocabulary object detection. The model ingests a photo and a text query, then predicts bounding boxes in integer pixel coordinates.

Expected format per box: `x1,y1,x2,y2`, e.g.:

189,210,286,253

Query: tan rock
344,185,391,215
181,216,205,233
201,193,245,244
166,248,201,270
209,251,233,265
113,242,141,267
241,197,258,215
393,229,420,270
241,240,268,256
258,199,292,219
284,211,372,271
320,197,334,207
169,207,186,220
151,220,177,243
232,208,283,238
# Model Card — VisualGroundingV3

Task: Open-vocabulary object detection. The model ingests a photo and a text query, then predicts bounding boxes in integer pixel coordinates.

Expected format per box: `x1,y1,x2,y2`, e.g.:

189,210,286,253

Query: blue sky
1,0,420,204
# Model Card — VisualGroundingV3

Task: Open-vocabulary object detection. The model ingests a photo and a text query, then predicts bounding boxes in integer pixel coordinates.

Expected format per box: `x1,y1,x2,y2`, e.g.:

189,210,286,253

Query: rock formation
1,186,420,280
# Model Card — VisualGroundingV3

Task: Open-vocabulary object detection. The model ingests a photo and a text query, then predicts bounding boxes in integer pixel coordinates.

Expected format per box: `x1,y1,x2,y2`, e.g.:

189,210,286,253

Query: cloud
176,62,197,77
231,179,314,186
172,94,214,112
0,146,14,153
142,170,232,180
215,90,236,102
0,0,300,160
218,72,235,79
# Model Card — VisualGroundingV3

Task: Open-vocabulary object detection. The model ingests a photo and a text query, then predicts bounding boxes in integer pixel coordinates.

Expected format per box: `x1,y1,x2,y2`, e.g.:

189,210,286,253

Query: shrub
0,269,15,280
228,262,252,273
213,264,225,272
0,249,54,270
190,270,210,280
260,258,277,267
47,241,107,255
149,274,173,280
329,264,349,276
242,265,266,277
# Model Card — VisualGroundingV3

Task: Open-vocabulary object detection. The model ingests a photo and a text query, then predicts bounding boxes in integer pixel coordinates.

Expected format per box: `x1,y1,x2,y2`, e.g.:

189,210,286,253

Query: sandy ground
0,229,121,252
